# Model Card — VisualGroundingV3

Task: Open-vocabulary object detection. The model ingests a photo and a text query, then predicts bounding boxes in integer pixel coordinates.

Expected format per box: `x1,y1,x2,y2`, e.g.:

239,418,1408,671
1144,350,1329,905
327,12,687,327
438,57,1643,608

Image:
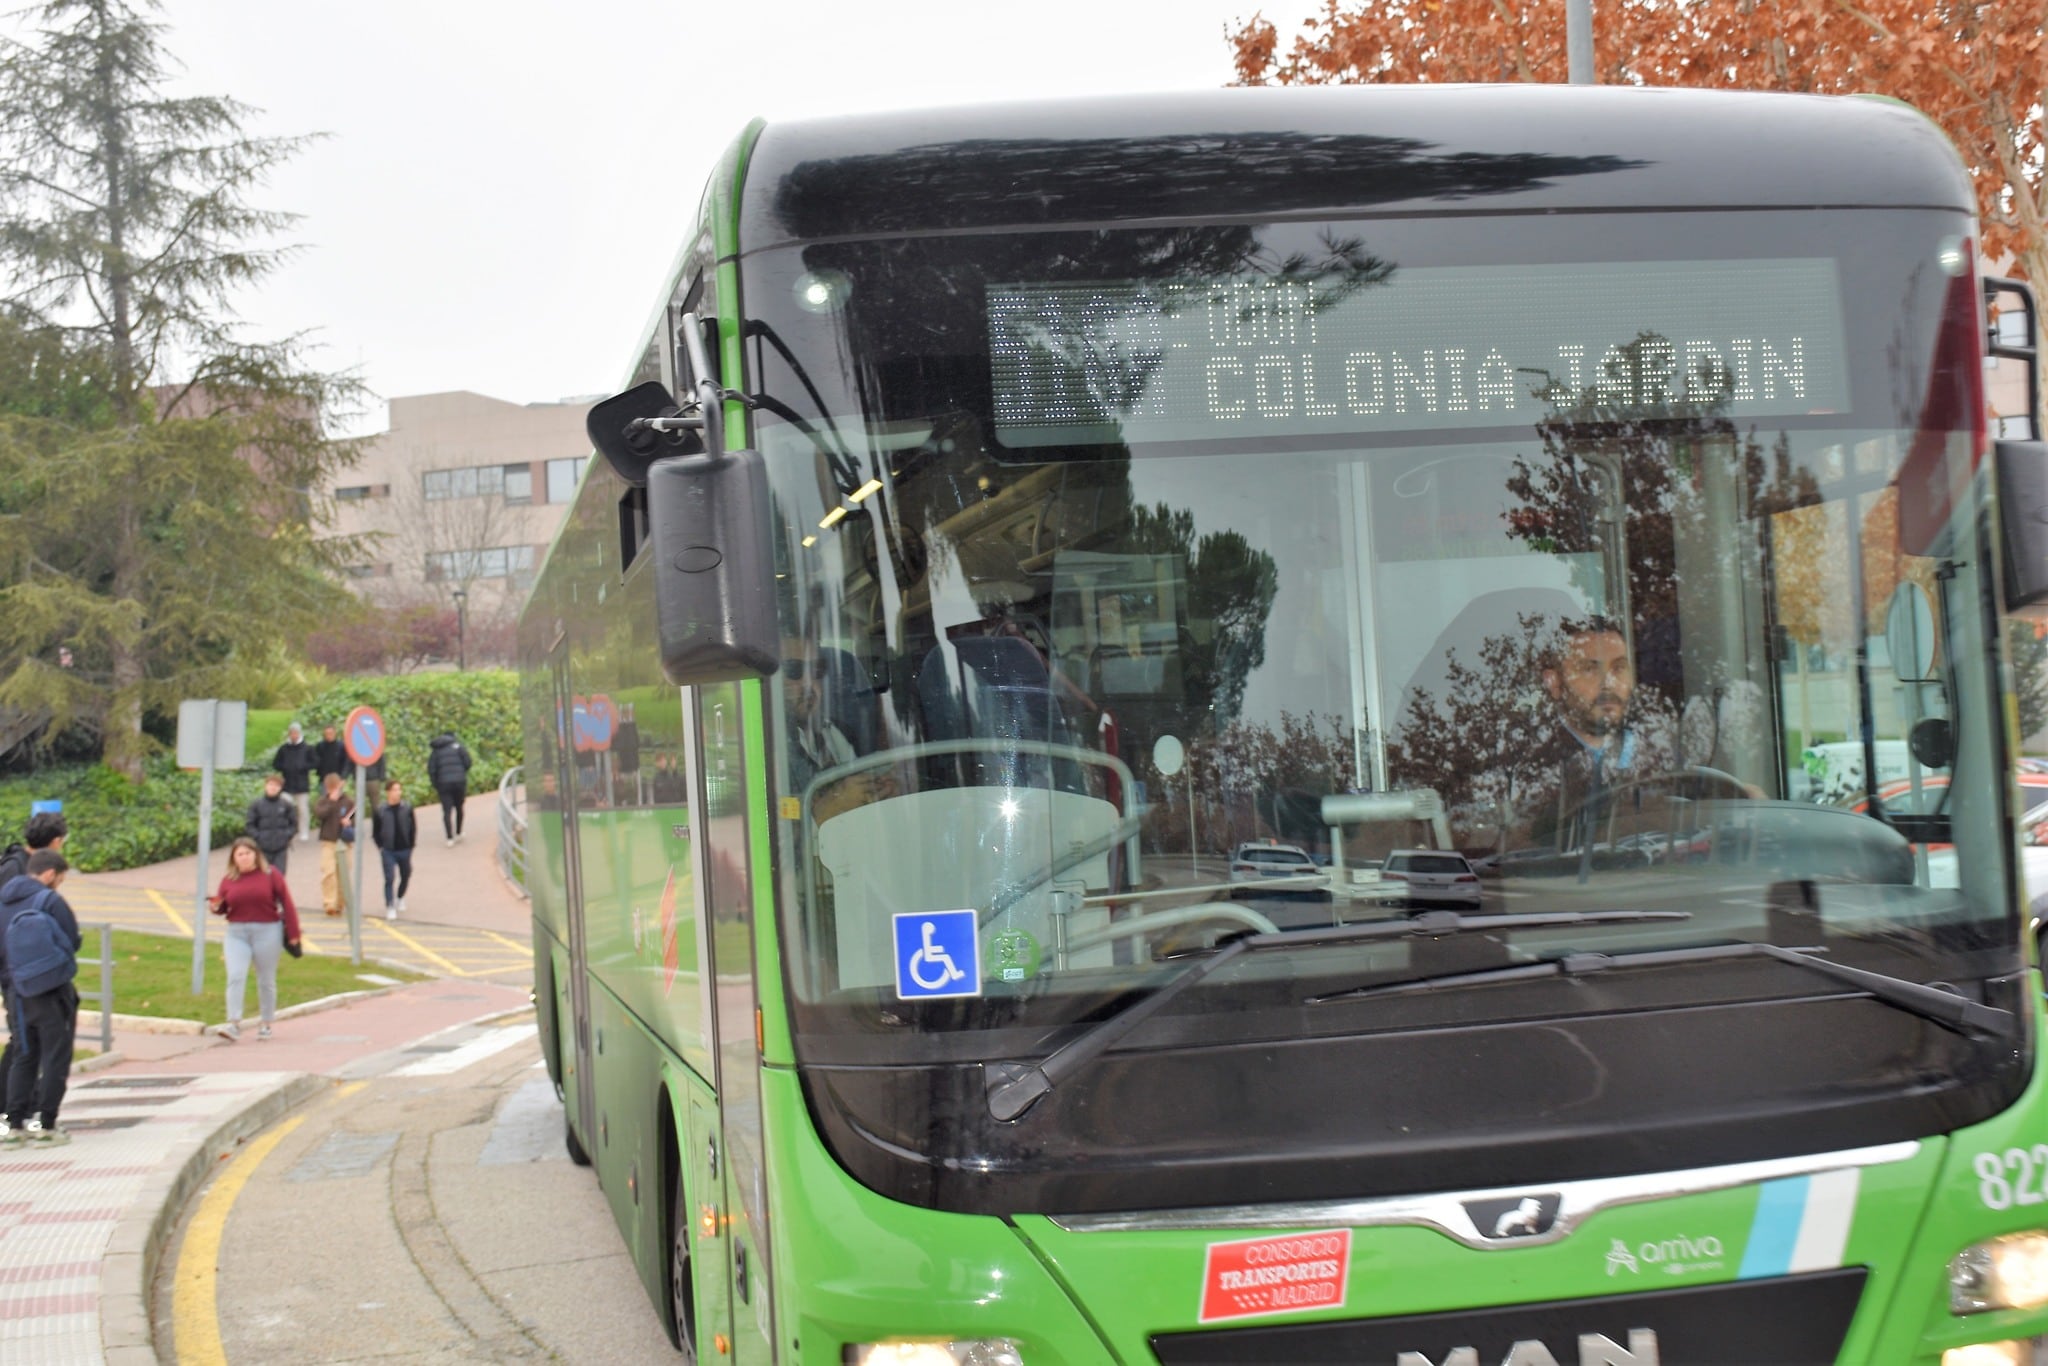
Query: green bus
520,85,2048,1365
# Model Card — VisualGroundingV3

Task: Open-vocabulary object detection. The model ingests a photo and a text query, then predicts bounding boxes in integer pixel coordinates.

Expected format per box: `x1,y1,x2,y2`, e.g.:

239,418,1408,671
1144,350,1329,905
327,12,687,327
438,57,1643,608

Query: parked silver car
1379,849,1483,908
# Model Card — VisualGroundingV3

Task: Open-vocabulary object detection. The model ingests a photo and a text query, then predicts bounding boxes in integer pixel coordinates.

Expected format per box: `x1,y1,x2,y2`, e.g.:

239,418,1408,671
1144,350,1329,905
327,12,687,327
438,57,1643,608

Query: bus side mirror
1999,439,2048,613
645,449,779,684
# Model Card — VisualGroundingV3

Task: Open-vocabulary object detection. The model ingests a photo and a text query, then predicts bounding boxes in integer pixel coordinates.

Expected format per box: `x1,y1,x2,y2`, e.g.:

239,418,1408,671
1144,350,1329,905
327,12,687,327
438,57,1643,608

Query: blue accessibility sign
893,909,981,1001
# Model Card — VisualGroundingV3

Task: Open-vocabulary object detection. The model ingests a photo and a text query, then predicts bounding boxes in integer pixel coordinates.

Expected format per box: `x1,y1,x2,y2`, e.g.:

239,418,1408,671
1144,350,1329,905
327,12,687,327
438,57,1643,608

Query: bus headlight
843,1341,1023,1366
1951,1232,2048,1312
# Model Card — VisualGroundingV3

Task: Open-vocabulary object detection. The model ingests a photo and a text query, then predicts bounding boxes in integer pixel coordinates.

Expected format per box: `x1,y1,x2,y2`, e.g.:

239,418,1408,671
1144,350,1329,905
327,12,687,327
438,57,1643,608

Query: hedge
0,671,524,873
291,670,521,798
0,759,270,873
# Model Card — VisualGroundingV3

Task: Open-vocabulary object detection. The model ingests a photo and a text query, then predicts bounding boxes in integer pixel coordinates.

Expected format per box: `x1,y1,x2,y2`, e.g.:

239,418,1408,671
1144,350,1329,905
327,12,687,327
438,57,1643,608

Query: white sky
137,0,1320,432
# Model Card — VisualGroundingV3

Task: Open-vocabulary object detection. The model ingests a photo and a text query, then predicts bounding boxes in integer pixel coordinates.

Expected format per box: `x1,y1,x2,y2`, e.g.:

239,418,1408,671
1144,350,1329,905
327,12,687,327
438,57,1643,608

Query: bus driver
782,639,895,823
1527,615,1672,851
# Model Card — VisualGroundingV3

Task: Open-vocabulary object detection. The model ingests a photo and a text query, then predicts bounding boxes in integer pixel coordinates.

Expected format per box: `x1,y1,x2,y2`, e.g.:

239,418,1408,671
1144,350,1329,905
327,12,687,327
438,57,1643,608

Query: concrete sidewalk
1,980,535,1365
0,791,540,1363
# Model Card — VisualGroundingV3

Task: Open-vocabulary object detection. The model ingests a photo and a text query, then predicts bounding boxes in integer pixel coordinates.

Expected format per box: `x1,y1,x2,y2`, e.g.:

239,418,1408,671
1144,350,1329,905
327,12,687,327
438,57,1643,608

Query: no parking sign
344,705,386,766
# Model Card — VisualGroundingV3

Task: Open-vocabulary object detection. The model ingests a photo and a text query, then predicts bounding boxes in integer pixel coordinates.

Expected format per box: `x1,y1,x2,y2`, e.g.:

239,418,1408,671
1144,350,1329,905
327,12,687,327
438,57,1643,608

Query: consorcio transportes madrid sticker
1198,1230,1352,1323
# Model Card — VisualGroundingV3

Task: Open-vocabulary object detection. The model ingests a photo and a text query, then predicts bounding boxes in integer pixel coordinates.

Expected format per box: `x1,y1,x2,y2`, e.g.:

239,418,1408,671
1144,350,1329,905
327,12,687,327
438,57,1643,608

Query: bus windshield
745,205,2015,1071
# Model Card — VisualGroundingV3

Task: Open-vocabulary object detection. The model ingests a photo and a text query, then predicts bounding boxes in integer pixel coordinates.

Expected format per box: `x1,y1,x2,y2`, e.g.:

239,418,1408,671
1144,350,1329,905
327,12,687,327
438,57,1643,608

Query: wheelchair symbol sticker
893,910,981,1000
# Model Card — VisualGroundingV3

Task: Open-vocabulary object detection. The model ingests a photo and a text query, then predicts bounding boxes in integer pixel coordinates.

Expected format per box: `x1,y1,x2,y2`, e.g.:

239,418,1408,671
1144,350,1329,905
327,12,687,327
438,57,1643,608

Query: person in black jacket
0,811,66,1140
1,850,81,1146
312,724,348,785
243,774,299,874
426,731,473,845
370,780,418,920
271,723,314,842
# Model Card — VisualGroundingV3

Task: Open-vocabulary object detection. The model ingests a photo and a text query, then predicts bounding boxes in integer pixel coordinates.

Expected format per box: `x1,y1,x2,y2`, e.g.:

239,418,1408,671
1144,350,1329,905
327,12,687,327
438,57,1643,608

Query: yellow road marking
173,1081,368,1363
171,1111,309,1365
479,929,533,957
366,918,463,975
147,888,191,935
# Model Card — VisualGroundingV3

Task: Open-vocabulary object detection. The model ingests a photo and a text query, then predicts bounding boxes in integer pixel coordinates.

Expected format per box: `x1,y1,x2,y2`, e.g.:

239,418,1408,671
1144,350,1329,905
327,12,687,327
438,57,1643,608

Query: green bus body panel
759,1066,1120,1364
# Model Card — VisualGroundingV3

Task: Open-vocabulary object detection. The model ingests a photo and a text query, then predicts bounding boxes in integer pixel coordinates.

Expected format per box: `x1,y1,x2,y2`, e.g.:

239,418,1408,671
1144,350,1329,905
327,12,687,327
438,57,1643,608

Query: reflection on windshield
753,217,2010,1032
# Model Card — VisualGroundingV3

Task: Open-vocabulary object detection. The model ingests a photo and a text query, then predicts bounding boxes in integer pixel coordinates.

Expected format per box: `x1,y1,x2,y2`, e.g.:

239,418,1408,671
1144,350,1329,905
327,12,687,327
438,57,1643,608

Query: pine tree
0,0,362,777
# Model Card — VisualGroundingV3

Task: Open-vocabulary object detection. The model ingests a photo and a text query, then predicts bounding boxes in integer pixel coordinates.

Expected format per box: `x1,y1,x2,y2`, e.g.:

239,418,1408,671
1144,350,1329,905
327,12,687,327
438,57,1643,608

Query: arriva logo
1605,1232,1727,1278
1396,1331,1660,1365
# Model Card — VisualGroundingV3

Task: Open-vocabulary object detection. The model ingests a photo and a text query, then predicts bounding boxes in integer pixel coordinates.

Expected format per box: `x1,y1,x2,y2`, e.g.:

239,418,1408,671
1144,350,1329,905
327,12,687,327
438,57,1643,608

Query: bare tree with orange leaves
1230,1,2048,289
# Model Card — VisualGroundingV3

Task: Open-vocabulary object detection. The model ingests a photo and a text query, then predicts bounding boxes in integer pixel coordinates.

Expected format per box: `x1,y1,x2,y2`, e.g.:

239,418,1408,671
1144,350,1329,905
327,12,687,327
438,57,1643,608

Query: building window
546,456,586,504
504,464,533,504
425,466,496,500
426,545,531,582
335,485,374,502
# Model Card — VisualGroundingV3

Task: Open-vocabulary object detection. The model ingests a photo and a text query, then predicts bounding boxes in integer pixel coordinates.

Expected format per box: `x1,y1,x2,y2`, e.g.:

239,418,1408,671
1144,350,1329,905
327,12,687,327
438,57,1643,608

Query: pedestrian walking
243,773,299,874
313,723,348,785
208,837,301,1042
371,780,418,920
312,773,355,917
273,722,315,842
1,850,81,1146
0,811,67,1134
427,730,474,844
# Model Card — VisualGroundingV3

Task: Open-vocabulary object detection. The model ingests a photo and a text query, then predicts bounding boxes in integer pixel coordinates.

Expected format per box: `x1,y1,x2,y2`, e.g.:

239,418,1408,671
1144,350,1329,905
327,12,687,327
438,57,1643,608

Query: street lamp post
452,587,468,670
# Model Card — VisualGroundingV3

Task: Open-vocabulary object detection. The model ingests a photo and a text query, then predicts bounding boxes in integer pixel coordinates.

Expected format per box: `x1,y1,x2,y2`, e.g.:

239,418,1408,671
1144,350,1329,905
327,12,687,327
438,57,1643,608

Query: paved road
149,1025,673,1364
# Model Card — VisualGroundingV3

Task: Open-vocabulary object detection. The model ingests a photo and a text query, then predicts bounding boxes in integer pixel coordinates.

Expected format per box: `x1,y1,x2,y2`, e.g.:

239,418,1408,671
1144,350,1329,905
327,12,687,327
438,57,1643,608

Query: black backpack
0,843,26,887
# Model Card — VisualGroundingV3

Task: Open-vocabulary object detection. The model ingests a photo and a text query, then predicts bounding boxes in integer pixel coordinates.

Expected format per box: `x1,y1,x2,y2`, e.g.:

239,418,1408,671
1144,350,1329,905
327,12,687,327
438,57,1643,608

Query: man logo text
1397,1330,1659,1366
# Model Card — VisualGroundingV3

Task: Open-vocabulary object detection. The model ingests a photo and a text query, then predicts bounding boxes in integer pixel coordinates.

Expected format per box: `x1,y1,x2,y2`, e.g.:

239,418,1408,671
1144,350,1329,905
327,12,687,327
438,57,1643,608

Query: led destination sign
988,259,1849,447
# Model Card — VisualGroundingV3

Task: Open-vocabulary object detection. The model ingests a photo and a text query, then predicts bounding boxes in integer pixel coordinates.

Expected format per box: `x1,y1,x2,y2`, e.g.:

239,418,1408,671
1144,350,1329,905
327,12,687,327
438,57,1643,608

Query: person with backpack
1,850,81,1147
0,811,68,1131
243,773,299,875
369,779,418,921
426,731,474,845
208,837,301,1041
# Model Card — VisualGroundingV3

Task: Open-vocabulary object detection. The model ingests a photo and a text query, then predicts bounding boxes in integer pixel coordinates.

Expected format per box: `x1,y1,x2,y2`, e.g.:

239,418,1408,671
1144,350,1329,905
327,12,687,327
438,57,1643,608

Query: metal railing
78,923,113,1052
497,765,529,899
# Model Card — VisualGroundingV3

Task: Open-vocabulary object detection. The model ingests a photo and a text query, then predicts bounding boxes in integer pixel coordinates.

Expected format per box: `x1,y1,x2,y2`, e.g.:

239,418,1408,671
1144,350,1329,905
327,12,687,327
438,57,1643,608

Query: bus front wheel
565,1113,592,1167
669,1176,698,1360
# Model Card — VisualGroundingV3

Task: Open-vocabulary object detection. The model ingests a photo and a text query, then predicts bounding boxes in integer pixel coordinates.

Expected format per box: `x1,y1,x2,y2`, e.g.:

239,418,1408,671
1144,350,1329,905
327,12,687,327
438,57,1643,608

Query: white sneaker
257,1025,272,1040
445,836,455,847
220,1021,241,1042
385,904,397,920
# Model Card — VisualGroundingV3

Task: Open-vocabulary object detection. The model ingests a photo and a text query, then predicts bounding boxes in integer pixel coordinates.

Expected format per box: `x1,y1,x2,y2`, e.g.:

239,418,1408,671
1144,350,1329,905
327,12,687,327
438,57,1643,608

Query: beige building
324,391,593,652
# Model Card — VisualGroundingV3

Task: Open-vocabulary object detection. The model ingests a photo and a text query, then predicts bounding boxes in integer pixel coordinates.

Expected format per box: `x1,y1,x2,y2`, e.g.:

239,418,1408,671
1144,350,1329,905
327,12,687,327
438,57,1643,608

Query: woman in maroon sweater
208,837,301,1041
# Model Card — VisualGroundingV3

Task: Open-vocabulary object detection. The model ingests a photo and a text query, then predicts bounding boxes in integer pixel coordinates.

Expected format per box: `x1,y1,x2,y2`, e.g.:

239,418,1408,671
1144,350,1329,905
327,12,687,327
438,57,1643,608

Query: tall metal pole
1567,0,1595,84
454,589,468,671
190,700,217,995
350,765,366,964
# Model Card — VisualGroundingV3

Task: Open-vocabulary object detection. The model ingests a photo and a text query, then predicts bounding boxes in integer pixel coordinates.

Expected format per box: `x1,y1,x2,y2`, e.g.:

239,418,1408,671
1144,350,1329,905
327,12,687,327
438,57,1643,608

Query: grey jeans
224,920,284,1026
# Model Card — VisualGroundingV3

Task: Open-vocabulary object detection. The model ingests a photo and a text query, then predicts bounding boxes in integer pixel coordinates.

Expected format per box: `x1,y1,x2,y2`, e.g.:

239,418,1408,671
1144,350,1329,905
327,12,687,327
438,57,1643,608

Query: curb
199,984,401,1037
99,1071,327,1366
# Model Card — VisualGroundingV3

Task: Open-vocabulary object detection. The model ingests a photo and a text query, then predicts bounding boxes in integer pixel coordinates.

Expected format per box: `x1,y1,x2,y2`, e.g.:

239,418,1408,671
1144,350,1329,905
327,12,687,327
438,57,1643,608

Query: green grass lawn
245,708,296,759
93,928,426,1025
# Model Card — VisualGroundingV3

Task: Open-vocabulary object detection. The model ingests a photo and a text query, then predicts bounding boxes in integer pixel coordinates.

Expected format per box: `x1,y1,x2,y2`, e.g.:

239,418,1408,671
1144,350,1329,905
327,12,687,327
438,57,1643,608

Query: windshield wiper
982,909,1690,1122
1306,939,2017,1039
